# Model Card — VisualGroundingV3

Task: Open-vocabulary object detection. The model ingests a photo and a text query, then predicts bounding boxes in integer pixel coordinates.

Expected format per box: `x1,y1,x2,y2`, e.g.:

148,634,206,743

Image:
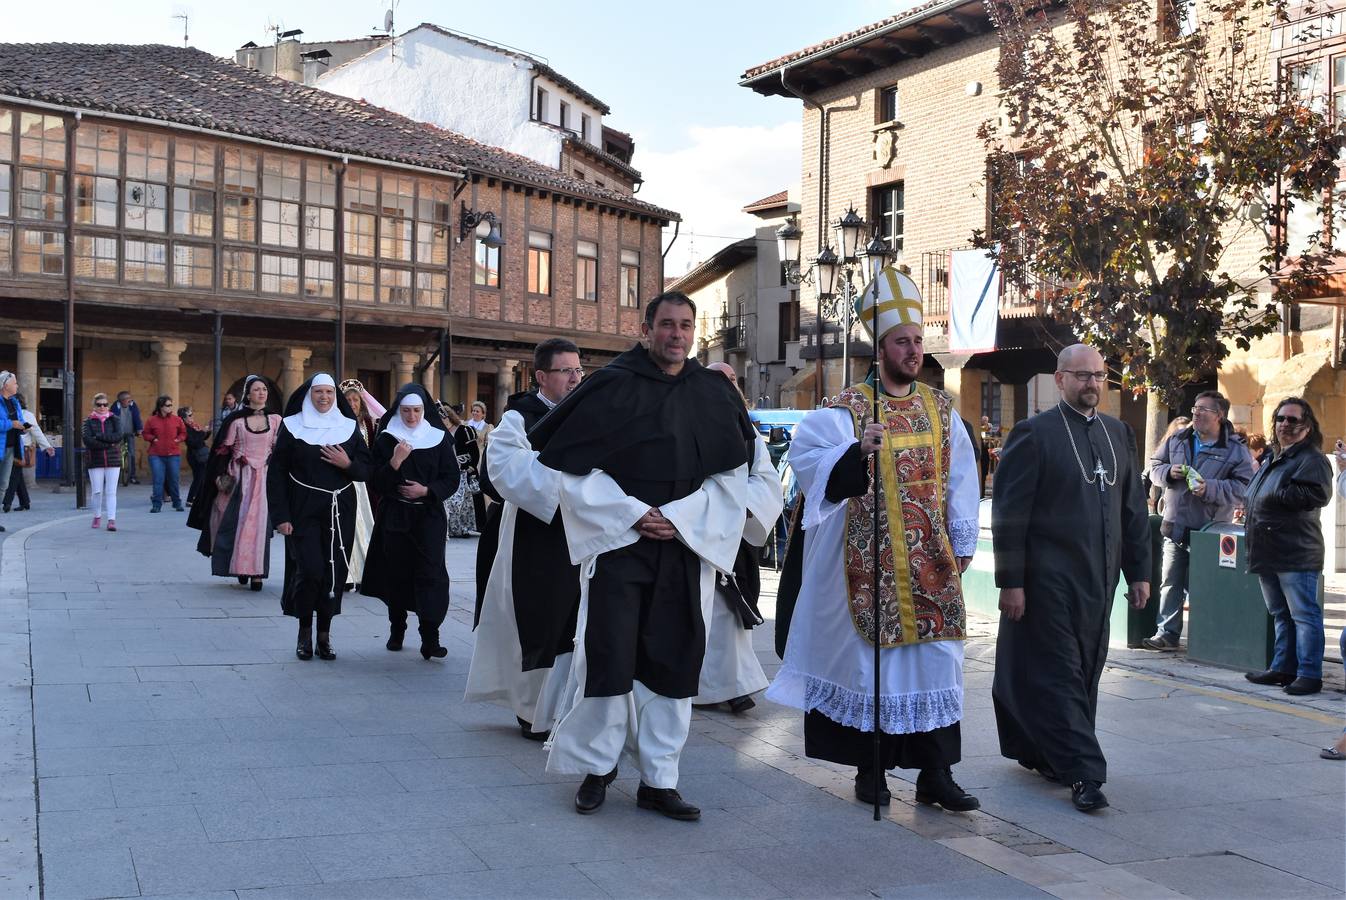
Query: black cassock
474,389,579,672
360,431,460,636
991,404,1150,786
267,427,371,620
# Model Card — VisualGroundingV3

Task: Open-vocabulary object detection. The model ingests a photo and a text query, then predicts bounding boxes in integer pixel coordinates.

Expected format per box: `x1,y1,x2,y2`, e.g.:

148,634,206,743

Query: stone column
14,329,45,415
281,347,312,400
16,330,46,490
942,365,983,425
392,352,420,392
494,359,516,422
461,368,479,409
422,357,440,398
153,340,188,404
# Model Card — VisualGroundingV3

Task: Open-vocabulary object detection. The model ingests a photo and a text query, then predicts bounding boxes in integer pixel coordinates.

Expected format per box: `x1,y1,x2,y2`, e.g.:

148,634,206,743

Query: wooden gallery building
0,43,676,474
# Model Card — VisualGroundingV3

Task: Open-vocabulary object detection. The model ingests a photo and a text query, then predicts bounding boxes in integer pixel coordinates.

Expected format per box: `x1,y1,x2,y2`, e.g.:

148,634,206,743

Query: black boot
419,627,447,660
915,767,980,811
854,766,891,806
1284,677,1322,695
386,625,406,651
574,768,618,815
316,633,336,661
296,626,313,661
250,578,263,592
516,716,549,742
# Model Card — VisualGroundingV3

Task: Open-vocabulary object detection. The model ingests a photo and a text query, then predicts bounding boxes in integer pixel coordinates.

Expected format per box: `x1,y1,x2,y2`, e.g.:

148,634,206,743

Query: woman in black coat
267,374,371,661
360,384,461,659
1242,397,1334,696
82,392,123,531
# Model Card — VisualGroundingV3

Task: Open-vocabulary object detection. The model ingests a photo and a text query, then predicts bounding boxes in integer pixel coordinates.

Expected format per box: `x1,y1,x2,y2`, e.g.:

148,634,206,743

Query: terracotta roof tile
743,189,789,212
0,42,675,220
741,0,948,81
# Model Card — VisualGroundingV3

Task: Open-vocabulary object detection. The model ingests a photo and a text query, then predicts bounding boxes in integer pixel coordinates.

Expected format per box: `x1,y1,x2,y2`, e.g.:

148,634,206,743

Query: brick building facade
0,43,675,479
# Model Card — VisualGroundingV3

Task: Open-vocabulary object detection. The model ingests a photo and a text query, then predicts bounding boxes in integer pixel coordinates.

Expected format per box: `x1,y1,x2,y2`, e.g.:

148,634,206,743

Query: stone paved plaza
0,485,1342,899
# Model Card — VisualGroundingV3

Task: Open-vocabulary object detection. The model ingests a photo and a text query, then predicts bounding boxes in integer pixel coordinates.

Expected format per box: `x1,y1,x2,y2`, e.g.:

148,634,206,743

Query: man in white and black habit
466,338,584,740
268,375,372,662
361,384,461,660
991,343,1152,813
692,362,780,714
529,291,753,821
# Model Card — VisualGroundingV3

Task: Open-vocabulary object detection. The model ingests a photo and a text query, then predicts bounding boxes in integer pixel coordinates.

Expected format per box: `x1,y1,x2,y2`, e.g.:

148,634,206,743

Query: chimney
274,34,303,83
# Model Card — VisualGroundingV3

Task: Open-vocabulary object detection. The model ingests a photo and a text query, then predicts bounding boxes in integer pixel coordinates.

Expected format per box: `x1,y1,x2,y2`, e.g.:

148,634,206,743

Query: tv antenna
171,13,189,46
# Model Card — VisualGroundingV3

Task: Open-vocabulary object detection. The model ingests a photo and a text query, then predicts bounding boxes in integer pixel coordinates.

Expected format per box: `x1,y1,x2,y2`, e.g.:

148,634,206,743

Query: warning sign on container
1218,534,1237,569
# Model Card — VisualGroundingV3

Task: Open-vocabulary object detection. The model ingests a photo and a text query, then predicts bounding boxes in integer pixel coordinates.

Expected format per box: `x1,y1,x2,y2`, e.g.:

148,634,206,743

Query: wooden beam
915,25,950,47
948,11,988,34
834,55,872,77
856,47,903,69
874,35,919,56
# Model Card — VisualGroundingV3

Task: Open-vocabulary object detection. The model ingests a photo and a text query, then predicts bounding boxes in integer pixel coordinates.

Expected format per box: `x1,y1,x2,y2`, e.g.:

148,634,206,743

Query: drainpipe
779,66,828,407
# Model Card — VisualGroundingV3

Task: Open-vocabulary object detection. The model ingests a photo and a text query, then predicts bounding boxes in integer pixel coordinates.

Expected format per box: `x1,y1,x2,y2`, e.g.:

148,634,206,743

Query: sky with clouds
7,0,921,275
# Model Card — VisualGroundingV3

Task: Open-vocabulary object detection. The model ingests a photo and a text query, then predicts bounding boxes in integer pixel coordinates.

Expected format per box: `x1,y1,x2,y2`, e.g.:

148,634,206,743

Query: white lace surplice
765,405,979,735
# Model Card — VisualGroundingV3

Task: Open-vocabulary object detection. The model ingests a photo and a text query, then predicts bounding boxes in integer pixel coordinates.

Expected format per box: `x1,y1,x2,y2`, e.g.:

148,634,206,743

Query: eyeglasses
1191,406,1220,416
1062,370,1108,383
93,402,109,407
1274,414,1304,425
541,367,584,377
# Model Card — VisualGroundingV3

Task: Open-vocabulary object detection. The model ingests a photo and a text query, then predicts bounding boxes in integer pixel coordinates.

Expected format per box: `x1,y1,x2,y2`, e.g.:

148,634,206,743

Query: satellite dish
383,9,394,33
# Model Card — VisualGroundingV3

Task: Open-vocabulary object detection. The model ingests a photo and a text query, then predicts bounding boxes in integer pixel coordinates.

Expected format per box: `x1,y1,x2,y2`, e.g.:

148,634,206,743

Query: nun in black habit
360,384,461,660
267,374,372,661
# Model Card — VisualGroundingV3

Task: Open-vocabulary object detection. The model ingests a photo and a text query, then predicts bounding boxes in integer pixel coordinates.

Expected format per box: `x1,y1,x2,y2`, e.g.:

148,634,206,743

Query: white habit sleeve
555,469,648,565
946,416,979,558
484,410,561,522
789,407,858,532
659,465,749,574
741,436,784,548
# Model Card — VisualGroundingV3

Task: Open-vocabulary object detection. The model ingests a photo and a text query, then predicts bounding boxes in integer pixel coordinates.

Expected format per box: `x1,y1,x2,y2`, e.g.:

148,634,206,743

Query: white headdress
283,373,356,445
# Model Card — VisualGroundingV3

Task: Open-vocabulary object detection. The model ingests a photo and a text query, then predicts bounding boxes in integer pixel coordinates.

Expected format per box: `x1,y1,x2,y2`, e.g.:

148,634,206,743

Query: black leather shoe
316,635,336,661
915,767,980,811
516,717,548,742
1071,780,1109,812
296,632,313,661
249,578,263,592
386,627,405,651
575,769,618,815
727,695,756,714
854,767,891,806
1245,669,1295,687
1284,677,1322,696
237,575,249,586
636,783,701,821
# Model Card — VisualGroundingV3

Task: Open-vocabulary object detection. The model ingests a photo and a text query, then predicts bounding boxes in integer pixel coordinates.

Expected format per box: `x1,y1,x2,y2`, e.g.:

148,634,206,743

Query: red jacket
142,412,187,457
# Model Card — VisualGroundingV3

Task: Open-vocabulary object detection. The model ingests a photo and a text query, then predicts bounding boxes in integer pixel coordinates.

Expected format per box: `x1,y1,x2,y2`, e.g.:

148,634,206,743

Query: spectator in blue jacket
1143,390,1255,651
0,371,33,533
110,391,143,484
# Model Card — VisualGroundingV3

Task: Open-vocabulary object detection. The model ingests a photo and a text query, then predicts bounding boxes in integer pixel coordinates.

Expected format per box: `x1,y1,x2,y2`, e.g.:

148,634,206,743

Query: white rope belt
289,473,353,599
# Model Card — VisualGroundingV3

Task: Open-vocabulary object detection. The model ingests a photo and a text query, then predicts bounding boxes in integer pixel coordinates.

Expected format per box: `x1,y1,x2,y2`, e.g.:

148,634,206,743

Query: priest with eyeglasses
991,344,1151,813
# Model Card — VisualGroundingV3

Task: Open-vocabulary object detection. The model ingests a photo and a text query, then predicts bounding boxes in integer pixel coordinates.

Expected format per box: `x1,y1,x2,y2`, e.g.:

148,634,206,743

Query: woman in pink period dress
205,375,282,591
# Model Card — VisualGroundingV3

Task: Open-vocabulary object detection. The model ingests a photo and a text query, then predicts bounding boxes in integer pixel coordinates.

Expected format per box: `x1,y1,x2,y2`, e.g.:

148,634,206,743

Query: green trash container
1186,524,1275,671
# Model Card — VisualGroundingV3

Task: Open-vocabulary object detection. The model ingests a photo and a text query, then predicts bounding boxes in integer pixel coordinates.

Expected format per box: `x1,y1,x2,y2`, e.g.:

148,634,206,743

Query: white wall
533,77,605,145
318,28,566,168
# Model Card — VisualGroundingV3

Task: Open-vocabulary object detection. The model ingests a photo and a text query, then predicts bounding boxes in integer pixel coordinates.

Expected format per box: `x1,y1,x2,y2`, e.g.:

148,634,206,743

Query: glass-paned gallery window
173,244,213,289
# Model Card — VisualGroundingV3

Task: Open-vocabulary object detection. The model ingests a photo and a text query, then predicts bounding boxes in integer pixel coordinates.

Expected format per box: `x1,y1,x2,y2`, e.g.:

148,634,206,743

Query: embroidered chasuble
833,382,965,648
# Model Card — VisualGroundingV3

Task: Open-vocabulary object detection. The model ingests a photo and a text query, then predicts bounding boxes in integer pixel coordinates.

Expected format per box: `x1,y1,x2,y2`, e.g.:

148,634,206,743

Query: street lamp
834,206,865,262
778,211,893,404
458,202,505,247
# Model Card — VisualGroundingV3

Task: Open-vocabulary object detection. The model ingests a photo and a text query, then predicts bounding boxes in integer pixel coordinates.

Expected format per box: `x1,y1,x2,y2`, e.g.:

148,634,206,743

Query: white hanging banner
948,248,1000,353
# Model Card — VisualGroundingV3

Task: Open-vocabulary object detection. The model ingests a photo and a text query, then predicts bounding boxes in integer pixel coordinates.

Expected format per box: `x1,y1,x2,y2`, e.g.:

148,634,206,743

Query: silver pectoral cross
1094,460,1108,494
